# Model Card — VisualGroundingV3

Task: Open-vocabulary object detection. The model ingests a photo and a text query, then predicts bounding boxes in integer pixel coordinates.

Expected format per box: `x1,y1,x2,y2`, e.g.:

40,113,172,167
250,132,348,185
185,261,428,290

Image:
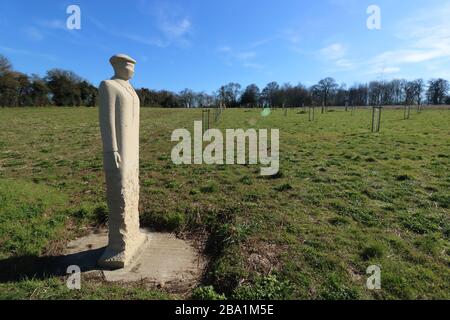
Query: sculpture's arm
99,81,121,168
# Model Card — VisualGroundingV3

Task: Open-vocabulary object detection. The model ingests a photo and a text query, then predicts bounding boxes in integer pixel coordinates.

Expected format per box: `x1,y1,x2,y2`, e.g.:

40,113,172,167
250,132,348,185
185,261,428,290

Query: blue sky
1,0,450,92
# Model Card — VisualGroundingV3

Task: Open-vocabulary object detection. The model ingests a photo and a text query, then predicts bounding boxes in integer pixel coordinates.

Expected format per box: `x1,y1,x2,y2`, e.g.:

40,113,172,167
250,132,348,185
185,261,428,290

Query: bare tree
194,92,215,108
179,88,195,108
317,77,338,112
412,79,424,106
240,84,260,107
261,82,281,108
349,84,368,106
0,54,12,75
427,79,449,105
282,83,310,108
218,82,242,108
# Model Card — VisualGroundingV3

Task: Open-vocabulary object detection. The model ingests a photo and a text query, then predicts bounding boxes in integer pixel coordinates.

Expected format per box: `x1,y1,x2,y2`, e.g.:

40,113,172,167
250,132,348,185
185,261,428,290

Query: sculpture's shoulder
100,80,118,90
99,80,121,97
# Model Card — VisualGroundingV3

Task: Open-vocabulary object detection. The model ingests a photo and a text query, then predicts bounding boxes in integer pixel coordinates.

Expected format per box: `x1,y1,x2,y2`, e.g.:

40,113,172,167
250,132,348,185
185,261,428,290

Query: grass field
0,106,449,300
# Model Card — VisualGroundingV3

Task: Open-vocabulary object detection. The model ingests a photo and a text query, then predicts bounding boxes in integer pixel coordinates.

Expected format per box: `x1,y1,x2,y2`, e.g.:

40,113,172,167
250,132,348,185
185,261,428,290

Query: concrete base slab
63,228,206,287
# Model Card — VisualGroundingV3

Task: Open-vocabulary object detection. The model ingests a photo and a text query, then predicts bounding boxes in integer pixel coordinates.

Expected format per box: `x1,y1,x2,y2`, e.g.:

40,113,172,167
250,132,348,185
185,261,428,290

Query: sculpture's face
113,61,135,80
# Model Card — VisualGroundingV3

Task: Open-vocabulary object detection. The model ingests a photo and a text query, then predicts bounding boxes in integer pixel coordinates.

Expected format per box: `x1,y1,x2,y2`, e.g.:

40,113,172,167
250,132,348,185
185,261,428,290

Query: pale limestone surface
64,229,206,287
98,54,147,269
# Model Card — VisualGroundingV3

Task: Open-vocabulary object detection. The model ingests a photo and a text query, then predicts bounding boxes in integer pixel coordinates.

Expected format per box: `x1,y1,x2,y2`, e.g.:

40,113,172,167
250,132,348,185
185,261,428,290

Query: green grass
0,106,449,300
0,277,171,300
0,179,68,259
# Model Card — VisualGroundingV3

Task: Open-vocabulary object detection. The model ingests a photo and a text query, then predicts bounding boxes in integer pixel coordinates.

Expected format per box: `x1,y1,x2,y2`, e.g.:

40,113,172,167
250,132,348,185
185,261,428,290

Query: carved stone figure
98,54,147,269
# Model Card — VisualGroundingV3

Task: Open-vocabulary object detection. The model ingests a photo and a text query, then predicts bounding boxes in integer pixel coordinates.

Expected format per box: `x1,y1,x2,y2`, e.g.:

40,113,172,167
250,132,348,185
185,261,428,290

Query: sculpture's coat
98,55,146,269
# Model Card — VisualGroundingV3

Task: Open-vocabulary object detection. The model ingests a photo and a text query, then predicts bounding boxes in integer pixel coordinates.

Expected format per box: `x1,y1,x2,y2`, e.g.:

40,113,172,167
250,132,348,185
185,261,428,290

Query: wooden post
207,109,210,131
214,106,221,123
404,104,411,120
202,109,205,133
372,105,382,133
309,106,315,121
202,109,210,133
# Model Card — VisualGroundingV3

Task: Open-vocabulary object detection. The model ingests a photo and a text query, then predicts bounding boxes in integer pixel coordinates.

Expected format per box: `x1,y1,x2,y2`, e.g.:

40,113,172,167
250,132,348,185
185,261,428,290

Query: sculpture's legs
98,167,147,269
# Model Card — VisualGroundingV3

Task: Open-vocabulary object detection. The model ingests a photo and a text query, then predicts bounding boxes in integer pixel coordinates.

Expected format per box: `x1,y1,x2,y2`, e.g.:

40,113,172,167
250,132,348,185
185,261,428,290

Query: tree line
1,54,449,108
0,55,97,107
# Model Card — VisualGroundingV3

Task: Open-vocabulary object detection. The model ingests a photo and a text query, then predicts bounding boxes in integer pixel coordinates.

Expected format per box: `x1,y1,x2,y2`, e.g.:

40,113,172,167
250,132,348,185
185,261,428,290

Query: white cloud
327,0,361,15
366,3,450,76
217,46,263,70
242,62,264,70
24,27,44,41
0,46,57,61
318,43,354,70
119,33,168,48
249,38,275,49
320,43,347,60
335,59,353,69
235,51,256,60
135,0,193,48
372,49,448,65
383,67,400,74
282,28,302,45
160,17,191,39
87,3,192,49
360,59,402,77
37,19,66,30
280,28,306,54
217,46,232,53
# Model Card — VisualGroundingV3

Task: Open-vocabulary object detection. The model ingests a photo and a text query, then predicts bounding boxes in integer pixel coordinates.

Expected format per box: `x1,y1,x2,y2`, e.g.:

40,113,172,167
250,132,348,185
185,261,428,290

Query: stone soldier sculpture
98,54,147,269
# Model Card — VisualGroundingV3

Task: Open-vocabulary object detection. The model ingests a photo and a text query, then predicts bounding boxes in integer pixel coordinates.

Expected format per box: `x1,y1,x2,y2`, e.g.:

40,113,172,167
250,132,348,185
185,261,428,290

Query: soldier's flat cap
109,54,137,65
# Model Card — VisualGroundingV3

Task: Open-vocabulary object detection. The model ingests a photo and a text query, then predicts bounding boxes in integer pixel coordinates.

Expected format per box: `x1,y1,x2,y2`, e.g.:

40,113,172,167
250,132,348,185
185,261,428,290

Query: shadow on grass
0,247,106,283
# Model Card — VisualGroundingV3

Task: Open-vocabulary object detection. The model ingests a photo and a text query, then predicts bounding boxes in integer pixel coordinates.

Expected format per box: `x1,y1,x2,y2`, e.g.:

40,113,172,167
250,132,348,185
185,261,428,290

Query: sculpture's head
110,54,137,80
